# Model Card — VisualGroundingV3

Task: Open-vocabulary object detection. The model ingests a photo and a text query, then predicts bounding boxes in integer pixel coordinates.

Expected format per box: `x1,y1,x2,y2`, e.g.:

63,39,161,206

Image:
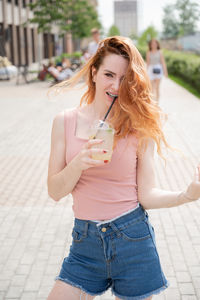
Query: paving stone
164,288,180,300
192,277,200,290
176,271,191,283
0,282,10,292
179,283,196,295
15,264,31,276
10,275,27,286
5,286,23,298
24,278,41,292
21,292,37,300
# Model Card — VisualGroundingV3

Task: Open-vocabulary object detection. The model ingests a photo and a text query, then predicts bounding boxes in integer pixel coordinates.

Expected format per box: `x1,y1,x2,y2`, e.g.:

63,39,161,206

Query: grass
169,74,200,99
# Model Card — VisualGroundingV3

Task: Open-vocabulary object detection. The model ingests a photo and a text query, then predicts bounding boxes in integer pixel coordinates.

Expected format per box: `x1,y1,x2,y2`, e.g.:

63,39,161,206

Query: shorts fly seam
106,260,111,278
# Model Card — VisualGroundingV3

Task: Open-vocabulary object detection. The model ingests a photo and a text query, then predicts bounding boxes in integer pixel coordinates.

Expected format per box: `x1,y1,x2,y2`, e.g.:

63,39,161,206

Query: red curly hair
54,36,168,155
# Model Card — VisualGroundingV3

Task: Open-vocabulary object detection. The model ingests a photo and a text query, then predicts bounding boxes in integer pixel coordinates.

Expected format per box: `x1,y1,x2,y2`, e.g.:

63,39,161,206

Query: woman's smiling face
92,53,128,108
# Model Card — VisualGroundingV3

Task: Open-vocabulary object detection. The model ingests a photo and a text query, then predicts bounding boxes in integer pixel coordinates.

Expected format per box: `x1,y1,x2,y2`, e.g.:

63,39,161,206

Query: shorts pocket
72,227,87,243
120,219,151,241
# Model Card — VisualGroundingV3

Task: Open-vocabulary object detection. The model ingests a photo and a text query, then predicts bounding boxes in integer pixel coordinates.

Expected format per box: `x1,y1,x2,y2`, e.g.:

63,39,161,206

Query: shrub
163,50,200,92
136,45,147,60
55,51,82,64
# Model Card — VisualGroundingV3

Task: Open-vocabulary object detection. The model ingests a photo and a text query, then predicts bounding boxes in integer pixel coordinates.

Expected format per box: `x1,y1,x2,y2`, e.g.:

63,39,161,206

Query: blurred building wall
178,32,200,54
114,0,138,37
0,0,65,66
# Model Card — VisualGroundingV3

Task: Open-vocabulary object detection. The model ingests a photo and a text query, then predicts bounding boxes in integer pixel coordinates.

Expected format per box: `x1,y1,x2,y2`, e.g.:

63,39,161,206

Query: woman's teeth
106,92,118,99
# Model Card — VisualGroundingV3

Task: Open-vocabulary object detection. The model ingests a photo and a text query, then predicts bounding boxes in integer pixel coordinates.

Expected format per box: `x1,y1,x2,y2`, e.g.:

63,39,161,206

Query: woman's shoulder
64,106,79,115
55,106,79,123
52,107,77,129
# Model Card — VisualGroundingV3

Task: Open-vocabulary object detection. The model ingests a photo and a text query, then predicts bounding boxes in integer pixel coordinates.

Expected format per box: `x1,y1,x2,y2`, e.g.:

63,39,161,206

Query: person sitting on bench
48,59,73,82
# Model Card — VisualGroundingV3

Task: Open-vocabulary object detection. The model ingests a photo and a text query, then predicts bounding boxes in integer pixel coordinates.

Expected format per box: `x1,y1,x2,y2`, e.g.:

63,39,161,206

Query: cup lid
92,120,110,129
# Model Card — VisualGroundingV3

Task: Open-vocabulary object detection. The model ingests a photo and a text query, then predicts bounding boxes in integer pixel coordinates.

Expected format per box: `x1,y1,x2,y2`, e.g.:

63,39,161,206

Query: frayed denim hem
55,276,110,297
111,281,169,300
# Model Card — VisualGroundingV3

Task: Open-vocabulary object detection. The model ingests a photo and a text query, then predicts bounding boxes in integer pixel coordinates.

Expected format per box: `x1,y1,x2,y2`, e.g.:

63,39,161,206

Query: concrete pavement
0,77,200,300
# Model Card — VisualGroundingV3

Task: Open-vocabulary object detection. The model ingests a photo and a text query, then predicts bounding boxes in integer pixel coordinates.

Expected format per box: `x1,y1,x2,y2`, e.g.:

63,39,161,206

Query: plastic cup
89,120,115,161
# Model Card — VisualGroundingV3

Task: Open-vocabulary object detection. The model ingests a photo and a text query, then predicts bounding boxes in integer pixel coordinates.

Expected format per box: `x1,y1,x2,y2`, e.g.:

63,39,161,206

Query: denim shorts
56,205,169,299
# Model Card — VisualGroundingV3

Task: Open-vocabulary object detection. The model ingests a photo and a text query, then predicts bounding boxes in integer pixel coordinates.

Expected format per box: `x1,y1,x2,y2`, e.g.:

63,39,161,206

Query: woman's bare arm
47,112,82,201
160,52,168,77
137,140,200,209
47,111,106,201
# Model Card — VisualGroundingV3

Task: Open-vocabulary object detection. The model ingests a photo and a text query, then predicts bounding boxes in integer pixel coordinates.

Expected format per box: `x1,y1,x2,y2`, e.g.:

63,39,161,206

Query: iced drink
89,120,115,161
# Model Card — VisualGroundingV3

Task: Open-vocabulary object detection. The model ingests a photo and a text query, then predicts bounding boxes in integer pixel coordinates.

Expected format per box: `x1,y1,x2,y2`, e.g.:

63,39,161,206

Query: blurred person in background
146,39,168,103
80,48,90,65
48,58,73,82
88,28,100,58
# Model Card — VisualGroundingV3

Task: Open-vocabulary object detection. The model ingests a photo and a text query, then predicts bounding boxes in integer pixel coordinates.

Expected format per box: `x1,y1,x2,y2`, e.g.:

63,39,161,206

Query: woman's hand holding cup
72,139,108,171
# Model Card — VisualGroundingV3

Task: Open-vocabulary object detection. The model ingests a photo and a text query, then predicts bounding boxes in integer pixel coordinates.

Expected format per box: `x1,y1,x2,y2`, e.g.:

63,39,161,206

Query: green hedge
163,50,200,93
55,51,82,64
137,45,147,60
137,45,200,93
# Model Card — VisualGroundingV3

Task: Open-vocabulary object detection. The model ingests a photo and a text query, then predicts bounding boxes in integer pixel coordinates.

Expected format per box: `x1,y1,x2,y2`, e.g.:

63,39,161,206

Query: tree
138,26,158,46
176,0,200,36
107,25,120,37
129,30,138,41
162,0,200,38
162,5,179,39
28,0,101,39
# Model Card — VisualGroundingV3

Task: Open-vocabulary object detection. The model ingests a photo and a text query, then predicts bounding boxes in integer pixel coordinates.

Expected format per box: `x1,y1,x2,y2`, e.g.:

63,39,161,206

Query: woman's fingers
82,157,105,166
83,139,103,149
85,148,107,157
76,139,109,170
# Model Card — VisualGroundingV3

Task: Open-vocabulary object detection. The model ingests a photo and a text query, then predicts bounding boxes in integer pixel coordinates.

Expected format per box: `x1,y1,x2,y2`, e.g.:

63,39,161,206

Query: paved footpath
0,77,200,300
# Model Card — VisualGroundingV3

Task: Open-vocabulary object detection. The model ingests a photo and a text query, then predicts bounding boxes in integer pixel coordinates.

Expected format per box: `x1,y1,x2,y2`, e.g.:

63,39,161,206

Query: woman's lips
106,92,118,101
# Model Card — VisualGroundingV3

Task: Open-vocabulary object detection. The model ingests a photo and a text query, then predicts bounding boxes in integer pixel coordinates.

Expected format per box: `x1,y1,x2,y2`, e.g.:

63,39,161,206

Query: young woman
146,39,168,103
47,36,200,300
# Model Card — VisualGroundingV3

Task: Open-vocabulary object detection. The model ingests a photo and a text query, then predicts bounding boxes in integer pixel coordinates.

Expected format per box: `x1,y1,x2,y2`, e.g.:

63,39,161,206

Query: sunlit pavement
0,77,200,300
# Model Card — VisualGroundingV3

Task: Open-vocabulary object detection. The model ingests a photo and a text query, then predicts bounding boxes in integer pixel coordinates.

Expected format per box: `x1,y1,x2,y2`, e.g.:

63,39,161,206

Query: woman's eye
105,73,113,77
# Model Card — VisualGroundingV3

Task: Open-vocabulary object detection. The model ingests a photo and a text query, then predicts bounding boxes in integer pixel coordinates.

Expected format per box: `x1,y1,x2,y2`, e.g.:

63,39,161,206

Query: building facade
0,0,65,66
0,0,98,67
114,0,138,37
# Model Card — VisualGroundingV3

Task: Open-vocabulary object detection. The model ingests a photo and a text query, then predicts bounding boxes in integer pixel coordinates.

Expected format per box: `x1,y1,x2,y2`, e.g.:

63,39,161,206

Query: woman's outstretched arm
137,139,200,209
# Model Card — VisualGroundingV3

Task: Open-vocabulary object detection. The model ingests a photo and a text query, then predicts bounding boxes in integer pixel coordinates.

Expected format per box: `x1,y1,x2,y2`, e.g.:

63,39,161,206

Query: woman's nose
112,79,120,92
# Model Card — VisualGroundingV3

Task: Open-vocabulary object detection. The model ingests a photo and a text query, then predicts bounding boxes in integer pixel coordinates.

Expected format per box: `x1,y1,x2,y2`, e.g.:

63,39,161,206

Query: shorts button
101,227,107,232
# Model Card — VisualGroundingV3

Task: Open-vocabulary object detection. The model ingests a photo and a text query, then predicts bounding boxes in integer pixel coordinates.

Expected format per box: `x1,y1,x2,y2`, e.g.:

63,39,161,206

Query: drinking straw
102,95,118,123
93,96,117,138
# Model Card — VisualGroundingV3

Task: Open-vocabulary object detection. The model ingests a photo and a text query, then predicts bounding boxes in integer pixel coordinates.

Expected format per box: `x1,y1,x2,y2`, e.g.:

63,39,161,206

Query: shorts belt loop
84,222,89,236
110,222,121,238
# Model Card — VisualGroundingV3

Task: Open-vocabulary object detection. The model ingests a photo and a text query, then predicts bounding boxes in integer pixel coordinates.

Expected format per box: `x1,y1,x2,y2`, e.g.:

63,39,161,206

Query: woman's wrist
178,191,197,204
69,157,83,174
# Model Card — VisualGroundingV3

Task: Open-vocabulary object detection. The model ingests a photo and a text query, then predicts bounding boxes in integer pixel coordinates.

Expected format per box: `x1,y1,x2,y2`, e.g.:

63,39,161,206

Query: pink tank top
64,107,139,220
